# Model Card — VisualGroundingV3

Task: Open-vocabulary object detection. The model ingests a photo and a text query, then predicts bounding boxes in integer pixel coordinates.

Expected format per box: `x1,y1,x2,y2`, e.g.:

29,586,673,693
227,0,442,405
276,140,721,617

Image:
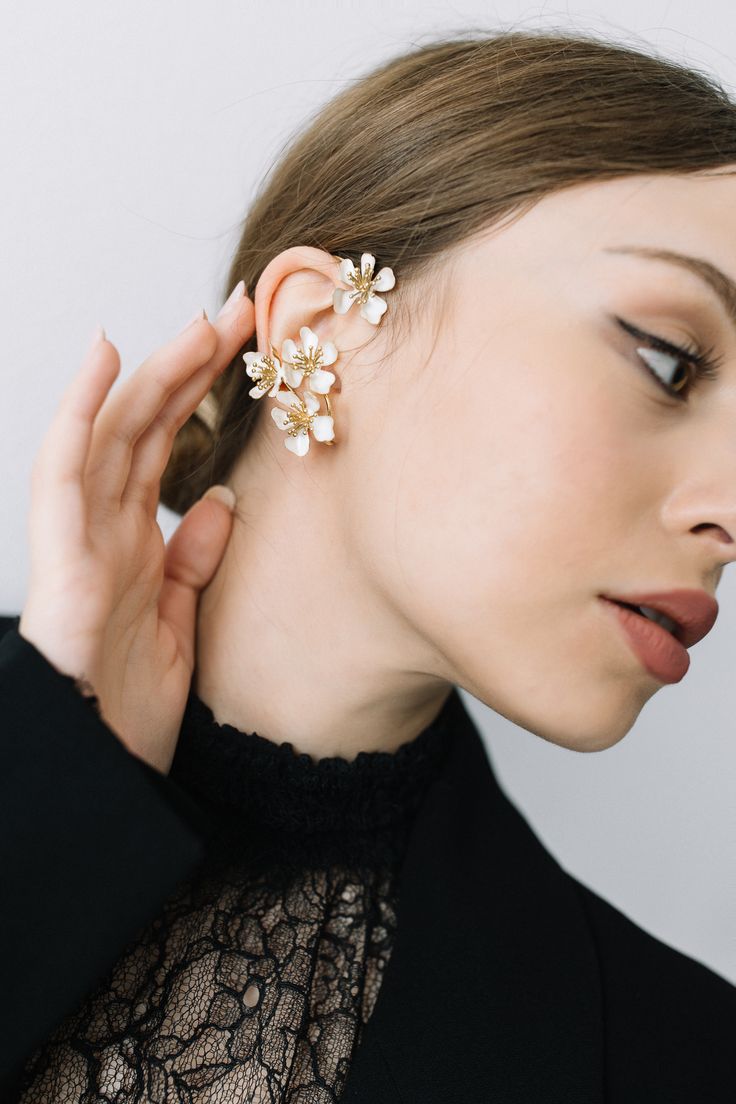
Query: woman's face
328,168,736,751
223,167,736,756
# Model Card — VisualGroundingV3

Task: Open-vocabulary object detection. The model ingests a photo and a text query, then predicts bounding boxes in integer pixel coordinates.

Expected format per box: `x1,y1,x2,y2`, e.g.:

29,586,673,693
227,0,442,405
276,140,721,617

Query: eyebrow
603,245,736,335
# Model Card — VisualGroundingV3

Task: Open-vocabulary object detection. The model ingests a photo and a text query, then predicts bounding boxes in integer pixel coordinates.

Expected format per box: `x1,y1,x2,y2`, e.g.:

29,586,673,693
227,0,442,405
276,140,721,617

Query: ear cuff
242,252,396,457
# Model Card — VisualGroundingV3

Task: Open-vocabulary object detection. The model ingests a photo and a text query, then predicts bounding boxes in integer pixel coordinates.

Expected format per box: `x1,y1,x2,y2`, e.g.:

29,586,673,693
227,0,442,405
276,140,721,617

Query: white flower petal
249,384,268,399
281,338,298,362
275,388,301,409
271,407,290,430
360,252,376,276
300,326,318,353
267,375,285,398
311,415,335,442
285,430,310,456
243,350,262,367
360,293,387,325
372,266,395,292
303,390,320,415
320,340,338,366
283,364,304,388
333,288,354,314
338,257,356,283
308,369,335,394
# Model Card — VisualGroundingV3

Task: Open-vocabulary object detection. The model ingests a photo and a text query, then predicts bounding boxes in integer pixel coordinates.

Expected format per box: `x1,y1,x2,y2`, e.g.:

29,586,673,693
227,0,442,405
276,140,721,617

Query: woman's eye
614,316,722,402
634,343,692,398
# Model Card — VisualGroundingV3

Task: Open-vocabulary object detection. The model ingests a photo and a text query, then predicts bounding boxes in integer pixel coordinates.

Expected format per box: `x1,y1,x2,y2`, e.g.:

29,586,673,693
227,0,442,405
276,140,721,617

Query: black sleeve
0,614,212,1091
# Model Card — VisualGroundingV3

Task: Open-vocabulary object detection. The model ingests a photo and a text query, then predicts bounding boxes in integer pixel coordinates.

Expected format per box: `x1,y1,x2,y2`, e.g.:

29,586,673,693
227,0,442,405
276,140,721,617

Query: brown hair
160,27,736,516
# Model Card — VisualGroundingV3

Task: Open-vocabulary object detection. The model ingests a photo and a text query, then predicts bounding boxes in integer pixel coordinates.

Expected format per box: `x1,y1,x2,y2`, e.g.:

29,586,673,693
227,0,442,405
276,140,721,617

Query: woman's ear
253,245,374,359
253,246,344,357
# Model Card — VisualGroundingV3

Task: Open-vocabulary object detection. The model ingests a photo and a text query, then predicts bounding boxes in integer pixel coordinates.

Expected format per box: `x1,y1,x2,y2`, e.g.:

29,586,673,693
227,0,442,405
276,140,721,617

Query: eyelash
615,316,724,402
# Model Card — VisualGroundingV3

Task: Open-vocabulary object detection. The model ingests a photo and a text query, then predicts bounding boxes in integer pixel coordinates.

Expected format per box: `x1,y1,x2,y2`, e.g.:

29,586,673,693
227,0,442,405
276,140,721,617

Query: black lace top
16,683,454,1104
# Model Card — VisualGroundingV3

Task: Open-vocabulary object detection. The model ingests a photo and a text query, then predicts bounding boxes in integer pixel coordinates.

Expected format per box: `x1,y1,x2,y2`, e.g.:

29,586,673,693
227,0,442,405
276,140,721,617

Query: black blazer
1,613,734,1102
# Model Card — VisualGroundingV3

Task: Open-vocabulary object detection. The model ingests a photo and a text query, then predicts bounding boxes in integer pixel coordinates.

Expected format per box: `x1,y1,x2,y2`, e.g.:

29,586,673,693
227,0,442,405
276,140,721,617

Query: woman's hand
18,289,255,774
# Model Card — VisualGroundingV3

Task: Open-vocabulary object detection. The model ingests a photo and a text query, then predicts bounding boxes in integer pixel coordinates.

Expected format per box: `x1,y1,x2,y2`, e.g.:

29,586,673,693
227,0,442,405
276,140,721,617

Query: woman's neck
192,443,451,762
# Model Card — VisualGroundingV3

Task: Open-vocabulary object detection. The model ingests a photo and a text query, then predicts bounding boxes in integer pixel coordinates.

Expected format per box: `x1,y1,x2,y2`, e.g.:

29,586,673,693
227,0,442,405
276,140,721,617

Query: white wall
1,0,735,983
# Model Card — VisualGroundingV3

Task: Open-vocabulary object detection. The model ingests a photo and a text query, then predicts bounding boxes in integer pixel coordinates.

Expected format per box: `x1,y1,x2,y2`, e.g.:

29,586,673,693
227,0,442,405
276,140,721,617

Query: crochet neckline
169,685,456,841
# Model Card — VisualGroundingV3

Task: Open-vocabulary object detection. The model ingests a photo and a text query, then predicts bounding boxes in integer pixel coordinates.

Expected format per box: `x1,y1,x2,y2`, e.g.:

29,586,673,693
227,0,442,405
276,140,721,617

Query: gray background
1,1,734,983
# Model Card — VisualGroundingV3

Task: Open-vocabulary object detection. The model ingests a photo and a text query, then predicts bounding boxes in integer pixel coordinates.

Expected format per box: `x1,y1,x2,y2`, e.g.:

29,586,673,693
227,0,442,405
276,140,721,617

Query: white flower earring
332,251,396,324
242,252,396,457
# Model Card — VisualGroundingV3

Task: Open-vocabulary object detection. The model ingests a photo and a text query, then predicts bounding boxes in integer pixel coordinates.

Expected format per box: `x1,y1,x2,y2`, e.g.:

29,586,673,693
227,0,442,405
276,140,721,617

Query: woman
1,27,735,1102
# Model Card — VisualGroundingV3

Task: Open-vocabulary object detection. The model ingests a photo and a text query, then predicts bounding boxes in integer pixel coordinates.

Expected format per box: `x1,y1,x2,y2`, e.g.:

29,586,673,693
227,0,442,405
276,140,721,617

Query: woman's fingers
29,334,121,559
83,317,219,508
158,488,237,671
121,295,255,509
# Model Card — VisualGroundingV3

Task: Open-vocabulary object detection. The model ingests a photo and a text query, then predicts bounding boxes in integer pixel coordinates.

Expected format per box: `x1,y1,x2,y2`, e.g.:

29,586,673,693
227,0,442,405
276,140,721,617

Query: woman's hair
160,27,736,516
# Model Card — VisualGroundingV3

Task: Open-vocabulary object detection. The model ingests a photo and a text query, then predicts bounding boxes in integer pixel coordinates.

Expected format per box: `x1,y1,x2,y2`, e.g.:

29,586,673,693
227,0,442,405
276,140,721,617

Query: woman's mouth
598,597,690,683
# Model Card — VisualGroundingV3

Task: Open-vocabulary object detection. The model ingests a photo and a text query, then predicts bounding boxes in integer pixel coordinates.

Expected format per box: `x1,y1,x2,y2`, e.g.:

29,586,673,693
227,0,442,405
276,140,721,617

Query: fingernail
87,324,106,354
203,484,236,510
216,280,246,319
182,307,208,331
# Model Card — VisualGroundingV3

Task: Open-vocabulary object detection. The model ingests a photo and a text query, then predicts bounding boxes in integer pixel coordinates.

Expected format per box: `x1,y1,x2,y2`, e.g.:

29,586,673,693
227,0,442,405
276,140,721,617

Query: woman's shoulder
572,873,735,994
567,871,735,1082
0,613,21,638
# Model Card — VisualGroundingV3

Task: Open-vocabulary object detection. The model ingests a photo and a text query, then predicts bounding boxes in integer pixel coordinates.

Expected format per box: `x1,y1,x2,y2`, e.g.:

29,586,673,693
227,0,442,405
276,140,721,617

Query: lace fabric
15,687,454,1103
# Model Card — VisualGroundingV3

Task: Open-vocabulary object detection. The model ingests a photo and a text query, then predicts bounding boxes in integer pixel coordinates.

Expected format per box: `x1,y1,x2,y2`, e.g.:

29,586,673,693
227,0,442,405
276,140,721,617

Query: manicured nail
87,324,106,356
182,307,207,331
216,280,246,319
203,484,236,510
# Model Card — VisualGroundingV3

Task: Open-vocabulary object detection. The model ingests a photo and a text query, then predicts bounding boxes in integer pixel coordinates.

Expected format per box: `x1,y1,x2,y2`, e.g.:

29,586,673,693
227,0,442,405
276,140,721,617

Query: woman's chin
472,684,647,753
527,699,647,753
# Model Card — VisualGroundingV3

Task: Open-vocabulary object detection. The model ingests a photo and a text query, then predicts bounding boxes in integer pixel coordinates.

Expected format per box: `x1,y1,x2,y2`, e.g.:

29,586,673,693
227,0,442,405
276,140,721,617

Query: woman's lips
599,597,690,683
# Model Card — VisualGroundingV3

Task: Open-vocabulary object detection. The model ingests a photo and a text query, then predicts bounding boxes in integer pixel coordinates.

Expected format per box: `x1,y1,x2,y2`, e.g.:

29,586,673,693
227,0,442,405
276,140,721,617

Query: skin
194,167,736,761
